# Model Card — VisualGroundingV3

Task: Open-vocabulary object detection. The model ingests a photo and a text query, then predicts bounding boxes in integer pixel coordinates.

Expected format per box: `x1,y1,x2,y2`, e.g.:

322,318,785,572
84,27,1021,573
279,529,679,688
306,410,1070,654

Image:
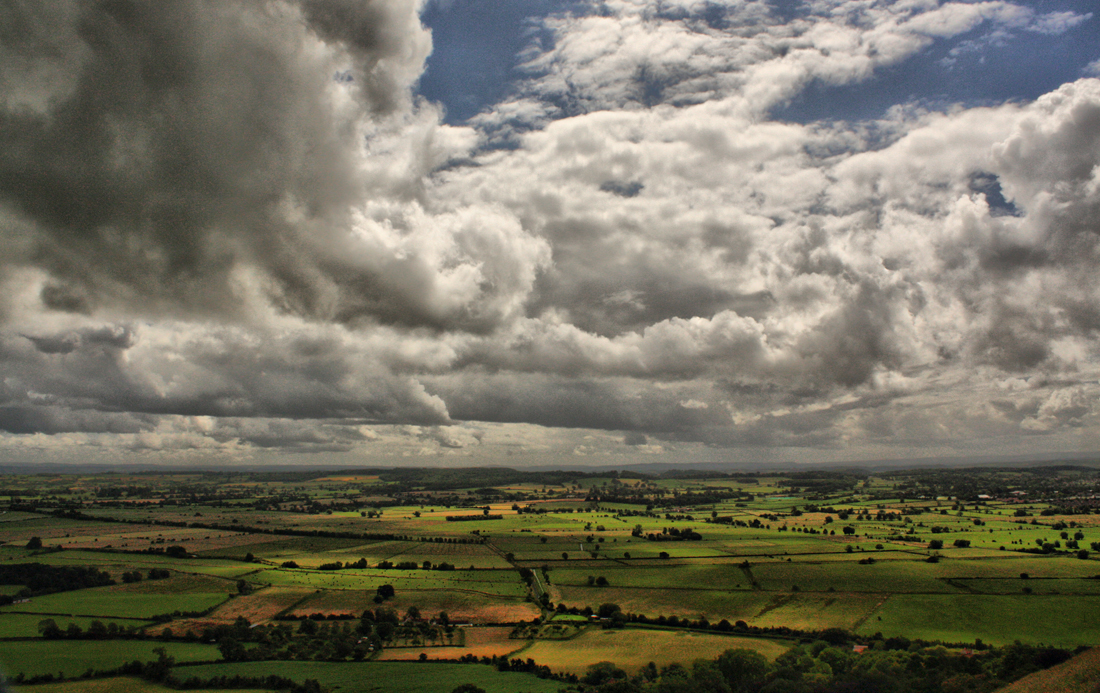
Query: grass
857,594,1100,647
554,585,771,622
748,558,956,593
0,587,230,619
174,660,563,693
993,647,1100,693
518,627,791,675
377,626,524,661
289,587,540,624
550,563,754,590
749,593,886,631
0,613,151,638
10,677,270,693
0,641,221,678
256,567,526,598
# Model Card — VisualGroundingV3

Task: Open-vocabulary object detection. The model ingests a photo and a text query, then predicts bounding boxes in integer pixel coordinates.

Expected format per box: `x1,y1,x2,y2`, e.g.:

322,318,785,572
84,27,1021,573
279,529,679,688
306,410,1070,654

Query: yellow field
377,626,525,661
518,628,790,675
286,588,541,624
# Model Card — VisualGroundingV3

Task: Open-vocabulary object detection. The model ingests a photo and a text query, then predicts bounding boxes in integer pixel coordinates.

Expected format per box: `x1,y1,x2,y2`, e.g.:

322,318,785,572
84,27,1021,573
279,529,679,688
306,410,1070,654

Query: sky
1,0,1099,469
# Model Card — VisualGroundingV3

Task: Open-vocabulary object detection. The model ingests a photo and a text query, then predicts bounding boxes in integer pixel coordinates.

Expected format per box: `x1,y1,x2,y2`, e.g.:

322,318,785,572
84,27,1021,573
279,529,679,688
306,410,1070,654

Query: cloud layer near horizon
1,0,1098,465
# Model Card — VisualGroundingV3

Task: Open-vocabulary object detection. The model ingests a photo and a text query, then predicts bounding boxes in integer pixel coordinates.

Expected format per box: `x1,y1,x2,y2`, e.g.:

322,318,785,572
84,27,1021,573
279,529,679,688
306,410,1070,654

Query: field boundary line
850,594,892,632
752,594,795,618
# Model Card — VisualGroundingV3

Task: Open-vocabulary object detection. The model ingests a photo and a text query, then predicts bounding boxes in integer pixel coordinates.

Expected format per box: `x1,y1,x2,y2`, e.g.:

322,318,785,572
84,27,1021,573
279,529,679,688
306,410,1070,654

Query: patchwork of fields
1,466,1099,692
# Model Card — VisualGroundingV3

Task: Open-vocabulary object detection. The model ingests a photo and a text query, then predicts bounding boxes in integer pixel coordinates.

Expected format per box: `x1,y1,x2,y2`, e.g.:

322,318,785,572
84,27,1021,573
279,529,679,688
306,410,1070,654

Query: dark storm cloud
431,372,737,434
23,326,134,354
623,431,647,446
0,325,450,434
0,0,432,324
0,405,153,435
210,417,375,452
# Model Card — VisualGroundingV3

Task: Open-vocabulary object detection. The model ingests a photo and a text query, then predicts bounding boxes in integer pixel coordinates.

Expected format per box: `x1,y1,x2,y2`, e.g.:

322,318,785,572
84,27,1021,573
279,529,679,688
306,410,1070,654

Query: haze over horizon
1,0,1099,469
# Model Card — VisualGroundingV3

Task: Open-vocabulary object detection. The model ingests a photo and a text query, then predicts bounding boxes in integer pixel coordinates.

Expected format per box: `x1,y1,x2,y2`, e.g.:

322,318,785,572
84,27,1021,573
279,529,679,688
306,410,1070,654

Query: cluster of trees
631,525,703,541
710,517,768,530
0,562,114,604
567,640,1078,693
121,568,171,583
38,618,136,639
452,653,557,680
278,558,462,573
376,560,457,571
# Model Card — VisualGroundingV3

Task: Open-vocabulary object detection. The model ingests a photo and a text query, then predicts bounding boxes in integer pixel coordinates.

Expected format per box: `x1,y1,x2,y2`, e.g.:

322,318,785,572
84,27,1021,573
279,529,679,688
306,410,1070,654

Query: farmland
0,464,1098,692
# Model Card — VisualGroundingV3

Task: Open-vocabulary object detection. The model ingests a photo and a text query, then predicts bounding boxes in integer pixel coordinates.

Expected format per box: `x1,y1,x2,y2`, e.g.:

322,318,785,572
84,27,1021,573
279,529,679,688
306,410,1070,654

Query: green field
857,594,1100,647
9,677,270,693
0,641,221,678
173,660,563,693
0,613,151,638
0,587,230,619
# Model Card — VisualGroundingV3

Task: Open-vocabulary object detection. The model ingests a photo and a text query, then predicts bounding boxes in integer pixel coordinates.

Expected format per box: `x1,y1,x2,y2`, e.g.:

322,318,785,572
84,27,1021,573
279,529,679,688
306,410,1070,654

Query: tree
25,537,43,550
146,647,175,682
376,584,395,601
597,603,622,618
38,619,61,638
928,539,944,550
842,526,855,536
218,636,247,661
716,648,771,692
451,686,487,693
583,661,627,685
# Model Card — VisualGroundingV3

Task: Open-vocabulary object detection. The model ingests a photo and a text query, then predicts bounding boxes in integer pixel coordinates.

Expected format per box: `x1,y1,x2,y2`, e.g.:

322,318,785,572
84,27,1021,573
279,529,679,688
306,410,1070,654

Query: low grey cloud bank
1,0,1098,465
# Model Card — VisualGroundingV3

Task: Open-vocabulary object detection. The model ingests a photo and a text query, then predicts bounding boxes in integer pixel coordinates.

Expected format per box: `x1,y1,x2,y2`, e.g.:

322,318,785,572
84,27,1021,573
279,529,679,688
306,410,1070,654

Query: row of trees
569,640,1078,693
0,561,114,603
